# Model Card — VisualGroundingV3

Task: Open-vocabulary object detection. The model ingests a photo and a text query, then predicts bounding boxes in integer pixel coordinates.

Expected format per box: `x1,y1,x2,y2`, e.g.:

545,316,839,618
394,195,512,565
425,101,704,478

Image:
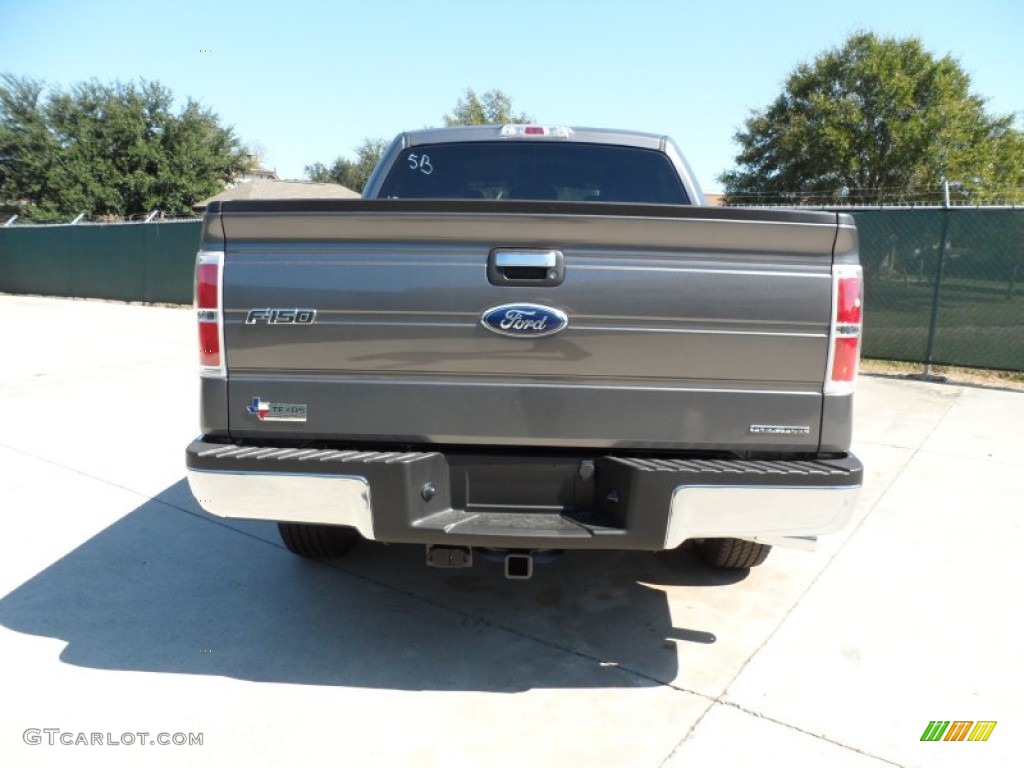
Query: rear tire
278,523,359,558
695,537,771,569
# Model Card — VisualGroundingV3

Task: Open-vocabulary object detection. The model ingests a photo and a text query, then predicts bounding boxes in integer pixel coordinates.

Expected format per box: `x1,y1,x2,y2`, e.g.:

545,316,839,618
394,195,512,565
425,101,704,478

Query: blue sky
2,0,1021,193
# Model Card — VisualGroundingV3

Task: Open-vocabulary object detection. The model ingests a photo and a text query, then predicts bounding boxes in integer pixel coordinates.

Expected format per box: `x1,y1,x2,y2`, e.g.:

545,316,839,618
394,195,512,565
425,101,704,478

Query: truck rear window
378,142,689,204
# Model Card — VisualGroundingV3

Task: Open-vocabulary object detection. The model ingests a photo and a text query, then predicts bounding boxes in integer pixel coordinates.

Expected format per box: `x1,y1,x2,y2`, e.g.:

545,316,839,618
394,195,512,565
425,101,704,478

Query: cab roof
399,124,669,151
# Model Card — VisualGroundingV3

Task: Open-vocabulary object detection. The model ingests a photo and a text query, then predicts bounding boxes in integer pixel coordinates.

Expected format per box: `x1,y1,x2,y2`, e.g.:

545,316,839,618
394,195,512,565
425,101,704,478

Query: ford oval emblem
480,303,569,338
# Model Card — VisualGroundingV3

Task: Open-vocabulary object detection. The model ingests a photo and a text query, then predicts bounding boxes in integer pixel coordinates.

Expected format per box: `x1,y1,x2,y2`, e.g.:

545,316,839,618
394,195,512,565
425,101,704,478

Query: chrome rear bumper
186,438,862,551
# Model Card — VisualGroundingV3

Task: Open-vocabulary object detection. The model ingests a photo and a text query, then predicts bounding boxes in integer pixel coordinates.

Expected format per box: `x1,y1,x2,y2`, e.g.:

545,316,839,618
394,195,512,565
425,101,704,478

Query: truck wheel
695,538,771,569
277,523,359,558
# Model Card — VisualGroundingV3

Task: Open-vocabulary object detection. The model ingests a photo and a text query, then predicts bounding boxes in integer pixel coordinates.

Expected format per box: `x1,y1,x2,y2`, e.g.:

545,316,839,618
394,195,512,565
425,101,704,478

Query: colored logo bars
920,721,996,742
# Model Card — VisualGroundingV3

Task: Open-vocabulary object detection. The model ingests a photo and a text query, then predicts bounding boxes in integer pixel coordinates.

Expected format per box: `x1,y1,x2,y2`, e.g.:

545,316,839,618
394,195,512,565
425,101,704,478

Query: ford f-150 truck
185,124,863,579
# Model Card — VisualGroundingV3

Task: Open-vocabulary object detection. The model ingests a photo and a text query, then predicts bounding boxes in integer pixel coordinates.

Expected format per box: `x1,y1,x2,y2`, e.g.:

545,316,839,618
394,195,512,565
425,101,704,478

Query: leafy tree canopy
304,137,387,193
0,74,253,221
442,87,533,126
720,32,1024,205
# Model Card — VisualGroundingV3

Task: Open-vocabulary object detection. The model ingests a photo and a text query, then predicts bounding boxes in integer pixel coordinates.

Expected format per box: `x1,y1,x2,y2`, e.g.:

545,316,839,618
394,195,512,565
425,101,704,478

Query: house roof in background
193,179,359,211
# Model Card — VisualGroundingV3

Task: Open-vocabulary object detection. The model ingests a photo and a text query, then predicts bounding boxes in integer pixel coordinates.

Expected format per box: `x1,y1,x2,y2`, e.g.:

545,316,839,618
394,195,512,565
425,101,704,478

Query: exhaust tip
504,553,533,580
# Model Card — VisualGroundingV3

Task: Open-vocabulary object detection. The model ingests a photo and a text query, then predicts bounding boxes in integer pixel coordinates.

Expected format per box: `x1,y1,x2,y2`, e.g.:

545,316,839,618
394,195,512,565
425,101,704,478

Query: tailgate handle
488,249,564,286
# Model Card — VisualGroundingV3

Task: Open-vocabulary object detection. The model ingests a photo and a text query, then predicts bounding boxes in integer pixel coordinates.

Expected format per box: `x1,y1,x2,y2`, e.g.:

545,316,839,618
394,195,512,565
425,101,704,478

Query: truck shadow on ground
0,480,751,693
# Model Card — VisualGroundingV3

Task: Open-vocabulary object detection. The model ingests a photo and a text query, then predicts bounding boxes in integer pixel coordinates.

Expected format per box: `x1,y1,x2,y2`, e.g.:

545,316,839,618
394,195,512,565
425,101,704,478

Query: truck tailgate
213,200,848,452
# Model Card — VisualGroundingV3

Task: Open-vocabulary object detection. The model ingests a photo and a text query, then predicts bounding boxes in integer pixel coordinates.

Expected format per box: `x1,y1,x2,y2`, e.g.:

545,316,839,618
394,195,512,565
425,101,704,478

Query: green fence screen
852,209,1023,371
1,211,1022,371
0,220,201,304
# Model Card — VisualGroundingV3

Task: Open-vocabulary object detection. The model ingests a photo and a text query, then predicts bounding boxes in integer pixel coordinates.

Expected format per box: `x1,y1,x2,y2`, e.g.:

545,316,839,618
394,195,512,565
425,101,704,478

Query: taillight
826,265,863,394
195,250,225,377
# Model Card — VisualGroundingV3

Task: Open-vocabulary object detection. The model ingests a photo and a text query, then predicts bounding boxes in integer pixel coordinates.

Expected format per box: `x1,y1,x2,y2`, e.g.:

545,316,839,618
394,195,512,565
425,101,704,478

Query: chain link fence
852,208,1024,372
2,211,201,225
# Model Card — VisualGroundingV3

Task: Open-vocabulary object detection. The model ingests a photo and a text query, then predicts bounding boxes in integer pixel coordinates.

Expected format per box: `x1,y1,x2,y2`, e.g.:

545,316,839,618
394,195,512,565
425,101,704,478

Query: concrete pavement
0,295,1018,767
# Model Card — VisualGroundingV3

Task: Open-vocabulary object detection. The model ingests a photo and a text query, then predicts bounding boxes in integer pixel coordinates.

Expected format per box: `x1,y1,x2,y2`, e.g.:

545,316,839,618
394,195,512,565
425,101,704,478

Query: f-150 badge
245,308,317,324
247,397,307,422
481,303,568,338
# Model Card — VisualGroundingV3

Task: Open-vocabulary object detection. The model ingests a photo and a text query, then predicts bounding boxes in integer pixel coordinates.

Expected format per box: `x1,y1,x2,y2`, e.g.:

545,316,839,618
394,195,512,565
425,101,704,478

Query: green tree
0,76,61,218
0,74,252,220
305,137,387,193
720,32,1024,205
442,87,533,126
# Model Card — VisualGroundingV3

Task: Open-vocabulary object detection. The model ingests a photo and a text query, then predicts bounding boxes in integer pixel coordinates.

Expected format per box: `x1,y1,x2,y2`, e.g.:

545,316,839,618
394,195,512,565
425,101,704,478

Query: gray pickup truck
186,124,863,579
